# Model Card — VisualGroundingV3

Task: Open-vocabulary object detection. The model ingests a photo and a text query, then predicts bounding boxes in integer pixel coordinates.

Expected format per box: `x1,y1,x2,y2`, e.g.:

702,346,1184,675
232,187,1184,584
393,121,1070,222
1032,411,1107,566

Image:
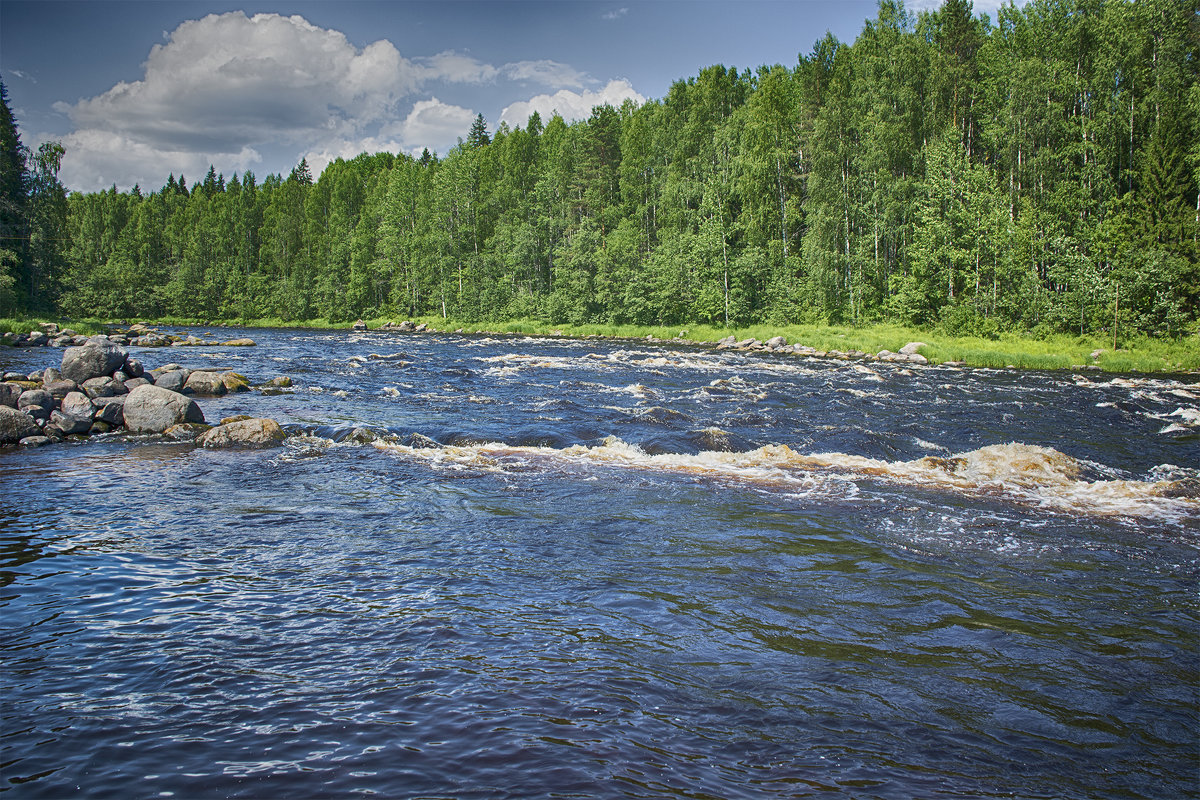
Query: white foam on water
370,437,1197,522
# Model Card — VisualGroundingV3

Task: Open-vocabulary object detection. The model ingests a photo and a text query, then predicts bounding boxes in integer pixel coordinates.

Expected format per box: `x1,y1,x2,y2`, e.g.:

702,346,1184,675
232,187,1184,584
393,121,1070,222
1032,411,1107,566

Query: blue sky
1,0,987,193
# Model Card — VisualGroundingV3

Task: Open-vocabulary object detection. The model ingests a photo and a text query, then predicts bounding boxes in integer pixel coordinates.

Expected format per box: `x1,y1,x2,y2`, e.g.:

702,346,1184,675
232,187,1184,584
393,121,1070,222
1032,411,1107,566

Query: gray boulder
153,369,190,392
123,377,151,391
0,405,39,444
81,376,118,398
61,341,128,383
45,379,79,401
0,382,20,408
18,389,54,420
125,358,145,378
60,390,95,418
183,370,228,396
123,384,205,433
50,409,91,435
93,395,125,426
19,435,52,447
197,417,286,448
899,341,927,356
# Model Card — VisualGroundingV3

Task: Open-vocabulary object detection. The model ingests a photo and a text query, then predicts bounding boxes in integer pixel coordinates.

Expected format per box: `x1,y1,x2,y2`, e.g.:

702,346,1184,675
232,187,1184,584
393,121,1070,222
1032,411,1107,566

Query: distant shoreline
4,316,1197,377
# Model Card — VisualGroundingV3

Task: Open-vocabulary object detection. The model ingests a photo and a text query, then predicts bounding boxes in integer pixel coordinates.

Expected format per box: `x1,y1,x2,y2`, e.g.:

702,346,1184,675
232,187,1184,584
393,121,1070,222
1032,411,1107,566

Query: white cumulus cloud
500,79,645,127
55,11,420,190
502,60,586,89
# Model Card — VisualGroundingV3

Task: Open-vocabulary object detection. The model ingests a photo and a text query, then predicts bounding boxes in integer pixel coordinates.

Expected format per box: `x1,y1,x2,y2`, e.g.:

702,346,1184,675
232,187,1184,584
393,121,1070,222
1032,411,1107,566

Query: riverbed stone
899,341,927,356
18,389,53,420
163,422,211,441
19,435,51,447
183,371,228,396
50,409,91,435
61,341,128,383
153,369,190,392
221,338,256,347
61,390,94,417
0,405,39,444
81,376,119,398
123,384,205,433
94,396,125,426
0,382,20,408
196,417,286,448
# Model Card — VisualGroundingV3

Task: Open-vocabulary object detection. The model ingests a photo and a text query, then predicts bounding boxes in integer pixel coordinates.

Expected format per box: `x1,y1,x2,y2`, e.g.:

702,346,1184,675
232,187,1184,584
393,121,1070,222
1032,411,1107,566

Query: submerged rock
163,422,211,441
197,417,286,448
123,384,205,433
221,338,256,347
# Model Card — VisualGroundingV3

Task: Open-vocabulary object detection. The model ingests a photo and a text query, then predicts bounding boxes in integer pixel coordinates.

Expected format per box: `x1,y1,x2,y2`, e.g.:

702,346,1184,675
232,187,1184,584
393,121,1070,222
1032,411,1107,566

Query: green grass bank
3,316,1197,375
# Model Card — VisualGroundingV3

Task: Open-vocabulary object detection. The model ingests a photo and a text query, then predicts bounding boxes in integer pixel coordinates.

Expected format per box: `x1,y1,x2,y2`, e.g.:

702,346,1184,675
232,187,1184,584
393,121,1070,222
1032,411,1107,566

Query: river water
1,327,1197,799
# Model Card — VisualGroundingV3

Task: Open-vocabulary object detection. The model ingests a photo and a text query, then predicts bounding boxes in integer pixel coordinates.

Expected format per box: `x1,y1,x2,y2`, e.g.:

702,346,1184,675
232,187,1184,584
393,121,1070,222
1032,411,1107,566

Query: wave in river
359,435,1198,523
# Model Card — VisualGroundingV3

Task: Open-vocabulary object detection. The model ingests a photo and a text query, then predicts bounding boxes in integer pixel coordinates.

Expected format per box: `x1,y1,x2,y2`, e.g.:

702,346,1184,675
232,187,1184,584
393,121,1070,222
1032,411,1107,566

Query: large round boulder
61,341,128,383
0,405,39,444
123,384,205,433
196,417,286,448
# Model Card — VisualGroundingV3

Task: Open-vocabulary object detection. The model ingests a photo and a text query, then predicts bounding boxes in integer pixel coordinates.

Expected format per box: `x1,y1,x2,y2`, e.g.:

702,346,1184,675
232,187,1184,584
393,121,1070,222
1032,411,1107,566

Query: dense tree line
3,0,1197,339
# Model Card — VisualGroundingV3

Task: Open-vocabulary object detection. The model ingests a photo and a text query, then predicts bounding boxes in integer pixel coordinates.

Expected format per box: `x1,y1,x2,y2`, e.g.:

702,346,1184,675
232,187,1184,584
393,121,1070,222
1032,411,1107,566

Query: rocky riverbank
0,329,285,449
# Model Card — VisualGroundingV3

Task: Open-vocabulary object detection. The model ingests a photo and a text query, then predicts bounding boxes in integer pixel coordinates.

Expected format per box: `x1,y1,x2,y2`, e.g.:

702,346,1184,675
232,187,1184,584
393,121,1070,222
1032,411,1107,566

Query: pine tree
467,114,491,149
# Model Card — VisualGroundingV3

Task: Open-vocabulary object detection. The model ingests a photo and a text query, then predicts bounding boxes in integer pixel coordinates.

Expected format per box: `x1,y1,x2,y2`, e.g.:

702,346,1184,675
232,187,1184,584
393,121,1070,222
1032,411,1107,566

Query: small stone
262,376,293,388
220,414,253,425
123,377,151,390
899,342,927,356
19,435,51,447
124,358,145,378
767,336,787,348
220,338,256,347
89,420,113,435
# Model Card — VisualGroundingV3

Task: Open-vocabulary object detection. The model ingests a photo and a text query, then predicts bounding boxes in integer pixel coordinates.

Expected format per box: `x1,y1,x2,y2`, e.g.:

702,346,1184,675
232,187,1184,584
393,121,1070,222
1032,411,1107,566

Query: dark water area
2,327,1197,799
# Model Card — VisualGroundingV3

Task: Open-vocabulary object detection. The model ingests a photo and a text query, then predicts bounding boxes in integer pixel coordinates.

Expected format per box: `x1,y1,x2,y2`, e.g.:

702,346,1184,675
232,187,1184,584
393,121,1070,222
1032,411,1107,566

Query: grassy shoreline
3,315,1197,375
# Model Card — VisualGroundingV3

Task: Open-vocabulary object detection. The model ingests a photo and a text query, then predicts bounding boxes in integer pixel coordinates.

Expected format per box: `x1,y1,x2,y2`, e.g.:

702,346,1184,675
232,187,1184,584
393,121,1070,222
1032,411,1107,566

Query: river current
1,327,1197,799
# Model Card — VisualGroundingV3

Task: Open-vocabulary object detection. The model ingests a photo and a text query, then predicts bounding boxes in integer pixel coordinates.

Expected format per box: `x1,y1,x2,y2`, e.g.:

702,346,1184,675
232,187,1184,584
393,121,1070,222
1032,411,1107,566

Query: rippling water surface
2,328,1197,799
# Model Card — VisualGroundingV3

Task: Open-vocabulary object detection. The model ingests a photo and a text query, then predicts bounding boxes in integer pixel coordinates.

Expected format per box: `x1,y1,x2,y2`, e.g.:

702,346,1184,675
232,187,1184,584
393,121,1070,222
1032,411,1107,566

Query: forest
1,0,1197,341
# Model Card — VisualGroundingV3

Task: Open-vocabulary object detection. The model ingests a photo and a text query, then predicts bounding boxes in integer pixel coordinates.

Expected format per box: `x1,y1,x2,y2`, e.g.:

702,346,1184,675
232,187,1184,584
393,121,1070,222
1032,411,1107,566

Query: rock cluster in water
0,322,255,349
1,328,283,450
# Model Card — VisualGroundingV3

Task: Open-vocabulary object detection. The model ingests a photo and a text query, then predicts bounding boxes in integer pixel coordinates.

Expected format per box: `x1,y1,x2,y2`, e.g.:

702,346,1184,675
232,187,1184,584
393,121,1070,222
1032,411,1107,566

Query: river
1,327,1197,799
